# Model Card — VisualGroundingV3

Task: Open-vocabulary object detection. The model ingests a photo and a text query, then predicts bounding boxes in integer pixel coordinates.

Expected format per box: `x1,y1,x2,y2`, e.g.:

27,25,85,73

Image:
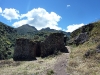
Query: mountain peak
22,24,30,26
16,24,38,34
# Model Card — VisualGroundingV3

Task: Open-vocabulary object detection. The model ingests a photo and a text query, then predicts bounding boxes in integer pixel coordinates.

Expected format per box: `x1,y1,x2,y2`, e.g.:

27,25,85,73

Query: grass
67,21,100,75
67,41,100,75
0,56,57,75
46,69,54,75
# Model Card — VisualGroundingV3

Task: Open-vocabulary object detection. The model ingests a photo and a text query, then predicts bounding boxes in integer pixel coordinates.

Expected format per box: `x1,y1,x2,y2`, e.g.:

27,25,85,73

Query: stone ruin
13,38,37,61
13,33,68,61
41,33,68,57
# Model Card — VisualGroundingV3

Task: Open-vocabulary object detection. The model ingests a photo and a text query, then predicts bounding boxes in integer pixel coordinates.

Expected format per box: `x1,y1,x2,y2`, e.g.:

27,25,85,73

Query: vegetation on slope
67,21,100,75
0,22,17,59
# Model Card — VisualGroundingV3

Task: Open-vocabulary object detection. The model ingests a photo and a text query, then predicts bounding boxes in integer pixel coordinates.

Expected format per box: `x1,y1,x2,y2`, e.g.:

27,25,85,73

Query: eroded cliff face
13,38,36,61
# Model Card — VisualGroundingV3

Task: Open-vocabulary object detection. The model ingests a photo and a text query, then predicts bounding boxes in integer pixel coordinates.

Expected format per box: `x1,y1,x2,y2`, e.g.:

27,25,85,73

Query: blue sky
0,0,100,32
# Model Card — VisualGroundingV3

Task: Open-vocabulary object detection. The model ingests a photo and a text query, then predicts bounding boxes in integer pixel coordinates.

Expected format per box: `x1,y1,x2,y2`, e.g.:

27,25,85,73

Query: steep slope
0,22,17,60
71,21,100,39
69,21,100,45
70,24,94,38
67,21,100,75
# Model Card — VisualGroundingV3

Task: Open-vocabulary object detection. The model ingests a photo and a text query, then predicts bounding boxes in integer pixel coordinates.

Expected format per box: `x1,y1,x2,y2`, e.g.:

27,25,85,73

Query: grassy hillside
67,21,100,75
0,22,17,60
71,21,100,39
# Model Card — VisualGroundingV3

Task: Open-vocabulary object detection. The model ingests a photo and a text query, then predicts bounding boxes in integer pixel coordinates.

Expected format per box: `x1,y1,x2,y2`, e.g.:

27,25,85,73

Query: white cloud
13,8,62,30
66,23,84,32
67,5,70,7
12,19,28,27
0,7,2,13
1,8,20,20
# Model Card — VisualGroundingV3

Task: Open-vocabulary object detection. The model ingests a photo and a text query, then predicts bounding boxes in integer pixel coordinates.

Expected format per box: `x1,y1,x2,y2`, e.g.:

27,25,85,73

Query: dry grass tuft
0,55,58,75
67,41,100,75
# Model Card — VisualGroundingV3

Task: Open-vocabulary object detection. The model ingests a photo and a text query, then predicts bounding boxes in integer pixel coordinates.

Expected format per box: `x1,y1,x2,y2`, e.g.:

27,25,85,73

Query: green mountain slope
71,21,100,40
0,22,17,59
15,24,38,34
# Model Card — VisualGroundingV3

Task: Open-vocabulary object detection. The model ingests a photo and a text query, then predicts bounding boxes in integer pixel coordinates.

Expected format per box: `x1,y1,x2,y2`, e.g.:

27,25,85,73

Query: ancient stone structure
35,41,41,57
13,33,68,61
13,38,37,61
41,33,68,57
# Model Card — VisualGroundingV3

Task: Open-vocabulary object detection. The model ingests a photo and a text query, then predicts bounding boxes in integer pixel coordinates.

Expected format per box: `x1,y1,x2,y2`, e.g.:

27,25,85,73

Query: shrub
46,69,54,75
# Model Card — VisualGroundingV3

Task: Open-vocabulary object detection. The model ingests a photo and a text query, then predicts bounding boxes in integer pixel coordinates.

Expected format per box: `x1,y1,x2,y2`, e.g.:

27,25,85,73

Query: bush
84,49,97,58
46,69,54,75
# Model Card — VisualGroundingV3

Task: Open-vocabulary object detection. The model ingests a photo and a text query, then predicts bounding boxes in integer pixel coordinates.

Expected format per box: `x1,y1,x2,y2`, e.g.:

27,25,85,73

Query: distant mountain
15,25,70,38
15,24,38,34
40,27,70,37
40,27,58,32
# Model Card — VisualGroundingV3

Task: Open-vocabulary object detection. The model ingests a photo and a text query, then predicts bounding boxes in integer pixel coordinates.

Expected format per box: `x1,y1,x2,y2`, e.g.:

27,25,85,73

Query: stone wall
13,38,36,61
41,33,68,57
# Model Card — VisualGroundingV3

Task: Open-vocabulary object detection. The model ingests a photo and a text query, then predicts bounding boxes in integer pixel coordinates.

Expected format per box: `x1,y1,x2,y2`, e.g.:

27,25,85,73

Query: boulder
74,32,89,45
96,44,100,53
13,38,36,61
84,49,96,58
41,33,68,57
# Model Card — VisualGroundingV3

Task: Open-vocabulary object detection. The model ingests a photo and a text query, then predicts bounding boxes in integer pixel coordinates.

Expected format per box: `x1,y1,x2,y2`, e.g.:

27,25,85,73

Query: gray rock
74,32,89,45
96,44,100,53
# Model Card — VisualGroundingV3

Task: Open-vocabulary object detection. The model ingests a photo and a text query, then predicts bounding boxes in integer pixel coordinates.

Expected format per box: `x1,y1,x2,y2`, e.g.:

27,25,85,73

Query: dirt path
38,46,70,75
53,53,69,75
38,53,70,75
53,46,70,75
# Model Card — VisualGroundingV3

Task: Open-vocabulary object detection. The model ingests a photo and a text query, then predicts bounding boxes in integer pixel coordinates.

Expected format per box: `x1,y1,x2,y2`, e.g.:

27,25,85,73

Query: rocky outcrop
68,32,89,45
41,33,68,57
96,44,100,53
13,38,37,61
74,32,89,45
